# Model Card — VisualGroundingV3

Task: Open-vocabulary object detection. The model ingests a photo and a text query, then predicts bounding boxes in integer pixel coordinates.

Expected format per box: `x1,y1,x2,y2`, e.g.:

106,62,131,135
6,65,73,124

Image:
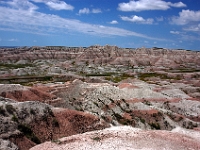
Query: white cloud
110,20,118,24
3,0,38,11
0,5,167,41
45,1,74,10
170,2,186,8
118,0,186,12
121,15,154,24
79,8,90,14
156,16,164,22
170,31,180,34
31,0,74,10
183,24,200,32
78,8,102,14
171,10,200,25
92,9,102,13
179,34,200,41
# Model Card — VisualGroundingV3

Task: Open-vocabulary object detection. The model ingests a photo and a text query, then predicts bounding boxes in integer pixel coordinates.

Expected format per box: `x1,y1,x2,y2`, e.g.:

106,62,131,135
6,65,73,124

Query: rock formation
0,45,200,149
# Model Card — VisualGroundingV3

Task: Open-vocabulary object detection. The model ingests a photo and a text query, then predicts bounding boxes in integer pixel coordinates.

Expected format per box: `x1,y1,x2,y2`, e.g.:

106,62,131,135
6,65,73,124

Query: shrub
12,115,18,122
149,122,160,130
140,117,145,124
0,106,6,116
143,100,152,106
6,104,15,114
43,107,54,117
30,109,36,115
91,136,101,142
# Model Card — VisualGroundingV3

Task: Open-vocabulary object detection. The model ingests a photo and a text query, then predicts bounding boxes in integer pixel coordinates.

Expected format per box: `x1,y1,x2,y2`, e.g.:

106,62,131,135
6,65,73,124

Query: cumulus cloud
121,15,154,24
118,0,186,12
110,20,118,24
31,0,74,10
79,8,90,14
171,10,200,25
45,1,74,10
78,8,102,14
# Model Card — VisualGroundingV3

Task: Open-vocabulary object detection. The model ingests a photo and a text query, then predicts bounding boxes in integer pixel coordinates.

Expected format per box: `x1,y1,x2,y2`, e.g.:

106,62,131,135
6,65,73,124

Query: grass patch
138,72,183,81
0,75,53,84
105,73,134,83
138,73,170,81
85,72,114,77
0,63,35,69
170,68,200,73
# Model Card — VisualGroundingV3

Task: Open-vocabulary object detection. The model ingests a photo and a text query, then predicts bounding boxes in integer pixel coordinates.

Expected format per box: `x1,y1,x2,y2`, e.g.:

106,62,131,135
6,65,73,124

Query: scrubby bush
12,115,18,122
149,122,160,130
30,109,36,115
0,106,6,116
5,104,15,114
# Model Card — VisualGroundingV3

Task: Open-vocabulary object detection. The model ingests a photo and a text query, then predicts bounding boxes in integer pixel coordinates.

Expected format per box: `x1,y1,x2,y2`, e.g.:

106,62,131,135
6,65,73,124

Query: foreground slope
30,126,200,150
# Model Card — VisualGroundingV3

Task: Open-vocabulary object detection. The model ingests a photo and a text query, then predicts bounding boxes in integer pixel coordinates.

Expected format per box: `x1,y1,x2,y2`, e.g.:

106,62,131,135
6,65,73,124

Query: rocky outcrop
0,97,109,150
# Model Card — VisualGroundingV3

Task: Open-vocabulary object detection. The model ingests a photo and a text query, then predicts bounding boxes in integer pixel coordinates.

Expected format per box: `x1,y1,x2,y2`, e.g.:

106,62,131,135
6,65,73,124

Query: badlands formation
0,45,200,150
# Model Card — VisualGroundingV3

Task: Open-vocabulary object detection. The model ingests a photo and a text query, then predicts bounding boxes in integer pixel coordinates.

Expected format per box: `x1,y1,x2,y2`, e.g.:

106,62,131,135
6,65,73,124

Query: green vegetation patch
85,72,115,77
138,73,169,81
12,114,18,122
138,72,183,81
149,122,161,130
113,112,133,125
105,73,134,83
169,68,200,73
0,63,35,69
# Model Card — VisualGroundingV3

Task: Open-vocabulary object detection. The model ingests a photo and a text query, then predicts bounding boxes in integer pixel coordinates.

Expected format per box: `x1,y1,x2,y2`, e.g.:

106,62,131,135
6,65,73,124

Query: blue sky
0,0,200,50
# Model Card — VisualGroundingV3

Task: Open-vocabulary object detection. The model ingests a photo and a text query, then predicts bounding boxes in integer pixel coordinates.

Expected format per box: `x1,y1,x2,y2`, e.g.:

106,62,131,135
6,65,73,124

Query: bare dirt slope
30,126,200,150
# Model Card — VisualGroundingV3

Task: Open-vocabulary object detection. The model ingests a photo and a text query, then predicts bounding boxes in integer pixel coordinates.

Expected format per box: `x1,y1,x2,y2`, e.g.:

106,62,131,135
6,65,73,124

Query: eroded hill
0,45,200,150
